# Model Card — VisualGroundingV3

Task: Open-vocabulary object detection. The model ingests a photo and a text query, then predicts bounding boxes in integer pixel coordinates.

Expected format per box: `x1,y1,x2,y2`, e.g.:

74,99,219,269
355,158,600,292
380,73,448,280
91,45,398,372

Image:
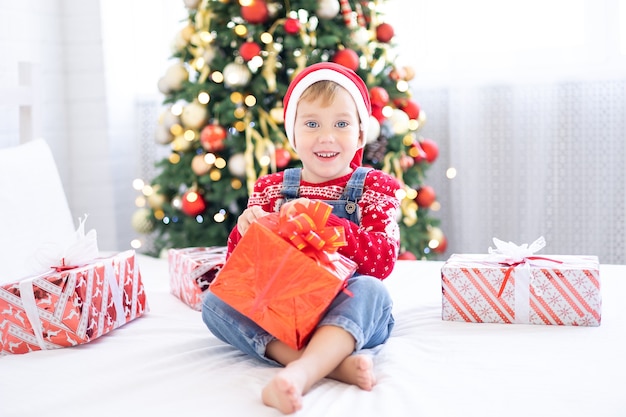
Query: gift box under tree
210,201,357,350
441,237,601,326
168,246,227,310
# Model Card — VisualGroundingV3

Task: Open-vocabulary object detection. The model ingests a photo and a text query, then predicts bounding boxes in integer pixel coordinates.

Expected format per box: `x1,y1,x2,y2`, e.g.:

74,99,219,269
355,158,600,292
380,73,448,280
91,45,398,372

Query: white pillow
0,139,76,282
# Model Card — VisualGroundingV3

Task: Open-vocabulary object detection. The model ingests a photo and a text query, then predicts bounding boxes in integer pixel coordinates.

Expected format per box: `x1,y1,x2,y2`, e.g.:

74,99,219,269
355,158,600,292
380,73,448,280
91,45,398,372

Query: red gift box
168,247,227,310
441,253,601,326
210,201,357,350
0,250,148,355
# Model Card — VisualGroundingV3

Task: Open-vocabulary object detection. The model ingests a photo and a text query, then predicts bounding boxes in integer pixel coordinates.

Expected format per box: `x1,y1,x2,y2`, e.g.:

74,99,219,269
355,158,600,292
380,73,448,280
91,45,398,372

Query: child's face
293,87,363,183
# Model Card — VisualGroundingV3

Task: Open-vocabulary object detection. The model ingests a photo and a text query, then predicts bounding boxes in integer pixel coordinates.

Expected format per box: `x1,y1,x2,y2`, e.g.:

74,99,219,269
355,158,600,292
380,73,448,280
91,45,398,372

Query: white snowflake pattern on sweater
227,169,401,280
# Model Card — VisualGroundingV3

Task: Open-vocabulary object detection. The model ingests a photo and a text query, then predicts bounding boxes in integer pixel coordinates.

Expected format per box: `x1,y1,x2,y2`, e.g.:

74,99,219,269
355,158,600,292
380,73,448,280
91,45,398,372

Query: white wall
0,0,117,250
0,0,185,251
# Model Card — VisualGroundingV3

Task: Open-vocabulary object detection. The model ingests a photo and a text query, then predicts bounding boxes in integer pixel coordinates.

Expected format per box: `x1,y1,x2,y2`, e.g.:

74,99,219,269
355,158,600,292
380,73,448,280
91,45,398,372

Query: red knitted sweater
227,169,401,280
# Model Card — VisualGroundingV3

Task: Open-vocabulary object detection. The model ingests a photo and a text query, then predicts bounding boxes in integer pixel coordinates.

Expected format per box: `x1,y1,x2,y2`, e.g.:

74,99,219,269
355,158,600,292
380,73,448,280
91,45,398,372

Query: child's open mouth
315,152,338,158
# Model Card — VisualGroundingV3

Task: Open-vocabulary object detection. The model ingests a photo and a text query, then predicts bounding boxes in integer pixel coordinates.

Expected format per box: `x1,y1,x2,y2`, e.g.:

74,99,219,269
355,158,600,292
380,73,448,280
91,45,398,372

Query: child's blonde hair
298,80,346,110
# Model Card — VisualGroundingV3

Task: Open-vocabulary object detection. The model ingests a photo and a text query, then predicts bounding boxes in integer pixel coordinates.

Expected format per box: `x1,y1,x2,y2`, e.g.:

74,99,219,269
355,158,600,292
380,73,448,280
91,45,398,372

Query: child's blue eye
336,121,348,128
305,121,319,128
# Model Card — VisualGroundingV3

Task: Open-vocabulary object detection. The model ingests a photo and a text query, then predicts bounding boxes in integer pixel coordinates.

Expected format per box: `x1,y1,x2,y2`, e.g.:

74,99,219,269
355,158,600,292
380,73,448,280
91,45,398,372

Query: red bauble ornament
399,154,415,171
415,185,436,208
398,99,421,120
239,41,261,61
376,23,395,43
181,190,206,216
398,250,417,260
371,105,385,123
389,67,407,81
200,123,227,152
433,235,448,254
420,138,439,163
241,0,269,24
284,17,301,35
369,86,389,107
409,141,427,162
275,148,291,168
332,49,360,71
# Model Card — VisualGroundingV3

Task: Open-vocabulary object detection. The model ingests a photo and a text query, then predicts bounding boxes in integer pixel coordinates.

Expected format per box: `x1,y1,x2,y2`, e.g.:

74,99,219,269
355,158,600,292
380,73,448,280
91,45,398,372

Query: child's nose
318,127,335,142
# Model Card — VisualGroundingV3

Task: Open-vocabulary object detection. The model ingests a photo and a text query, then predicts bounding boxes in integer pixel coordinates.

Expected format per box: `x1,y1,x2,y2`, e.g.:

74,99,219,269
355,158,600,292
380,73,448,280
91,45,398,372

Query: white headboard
0,61,41,146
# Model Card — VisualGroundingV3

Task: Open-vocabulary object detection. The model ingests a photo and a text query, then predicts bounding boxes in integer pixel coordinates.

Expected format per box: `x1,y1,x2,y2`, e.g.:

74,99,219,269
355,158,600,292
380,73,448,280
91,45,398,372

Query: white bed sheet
1,255,625,417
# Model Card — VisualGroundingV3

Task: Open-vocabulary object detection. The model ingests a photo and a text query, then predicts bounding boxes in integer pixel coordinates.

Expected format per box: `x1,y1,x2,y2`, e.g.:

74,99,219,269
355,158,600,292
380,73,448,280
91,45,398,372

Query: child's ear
358,129,366,148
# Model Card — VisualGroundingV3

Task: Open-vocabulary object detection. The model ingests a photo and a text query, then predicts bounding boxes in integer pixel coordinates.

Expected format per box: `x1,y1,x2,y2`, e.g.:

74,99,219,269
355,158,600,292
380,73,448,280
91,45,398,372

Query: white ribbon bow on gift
31,214,99,274
488,236,546,265
486,236,561,323
17,215,125,351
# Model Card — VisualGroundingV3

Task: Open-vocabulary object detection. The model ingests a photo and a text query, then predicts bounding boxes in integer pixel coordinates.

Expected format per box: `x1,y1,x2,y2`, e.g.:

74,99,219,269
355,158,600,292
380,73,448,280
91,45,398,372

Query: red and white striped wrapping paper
168,247,227,311
441,254,601,326
0,250,148,355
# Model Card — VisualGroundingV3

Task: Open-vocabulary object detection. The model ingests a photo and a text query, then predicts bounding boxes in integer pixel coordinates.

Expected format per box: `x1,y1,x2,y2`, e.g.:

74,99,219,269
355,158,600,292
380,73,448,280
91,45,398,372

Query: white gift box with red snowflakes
441,238,601,326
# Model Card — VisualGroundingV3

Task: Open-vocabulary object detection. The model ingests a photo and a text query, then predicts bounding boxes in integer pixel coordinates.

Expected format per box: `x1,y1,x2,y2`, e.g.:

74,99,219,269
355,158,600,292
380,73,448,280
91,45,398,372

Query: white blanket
1,256,625,417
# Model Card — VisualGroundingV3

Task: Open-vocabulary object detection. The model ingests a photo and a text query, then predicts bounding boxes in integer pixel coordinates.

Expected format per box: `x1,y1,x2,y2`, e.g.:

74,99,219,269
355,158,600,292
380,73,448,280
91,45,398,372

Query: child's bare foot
329,354,376,390
262,369,305,414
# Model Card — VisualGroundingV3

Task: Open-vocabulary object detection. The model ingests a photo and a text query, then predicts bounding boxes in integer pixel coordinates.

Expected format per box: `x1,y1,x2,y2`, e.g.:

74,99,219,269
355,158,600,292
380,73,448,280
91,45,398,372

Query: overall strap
341,167,372,214
280,168,301,200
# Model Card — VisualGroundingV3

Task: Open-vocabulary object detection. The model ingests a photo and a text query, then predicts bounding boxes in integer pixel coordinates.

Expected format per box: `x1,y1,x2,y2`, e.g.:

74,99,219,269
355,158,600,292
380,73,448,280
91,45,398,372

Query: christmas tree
132,0,446,259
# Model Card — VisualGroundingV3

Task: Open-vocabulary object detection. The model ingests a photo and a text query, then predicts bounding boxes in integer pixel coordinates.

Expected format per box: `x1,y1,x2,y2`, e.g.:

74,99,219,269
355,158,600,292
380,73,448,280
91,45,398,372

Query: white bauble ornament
366,116,381,143
157,77,171,94
183,0,201,8
223,62,252,88
162,62,189,92
352,27,371,47
387,109,410,135
203,45,218,65
317,0,340,19
180,101,208,129
160,108,180,128
132,208,155,234
171,32,187,53
155,125,174,145
228,153,247,177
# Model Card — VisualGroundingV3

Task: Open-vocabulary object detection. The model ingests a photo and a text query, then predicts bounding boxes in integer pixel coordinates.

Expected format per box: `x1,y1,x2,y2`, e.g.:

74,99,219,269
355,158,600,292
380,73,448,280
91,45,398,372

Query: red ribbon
276,201,347,265
52,258,80,272
496,256,563,297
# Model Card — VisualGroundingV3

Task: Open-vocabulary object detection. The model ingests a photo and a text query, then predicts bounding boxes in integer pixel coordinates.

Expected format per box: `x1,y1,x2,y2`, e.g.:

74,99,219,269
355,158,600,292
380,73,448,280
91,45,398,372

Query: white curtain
387,0,626,263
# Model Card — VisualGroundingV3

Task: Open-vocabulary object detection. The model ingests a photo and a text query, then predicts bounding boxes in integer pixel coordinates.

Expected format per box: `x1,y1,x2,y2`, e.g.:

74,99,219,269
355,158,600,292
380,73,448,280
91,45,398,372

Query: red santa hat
283,62,371,167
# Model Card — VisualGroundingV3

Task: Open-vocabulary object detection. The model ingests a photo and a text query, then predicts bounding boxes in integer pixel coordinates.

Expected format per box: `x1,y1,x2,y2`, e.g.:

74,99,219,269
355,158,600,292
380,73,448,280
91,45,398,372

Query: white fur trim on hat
283,68,370,150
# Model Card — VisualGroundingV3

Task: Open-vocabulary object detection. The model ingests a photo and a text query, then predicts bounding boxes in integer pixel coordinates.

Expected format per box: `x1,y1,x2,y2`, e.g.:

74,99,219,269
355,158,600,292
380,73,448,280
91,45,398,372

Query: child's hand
237,206,270,236
280,198,311,218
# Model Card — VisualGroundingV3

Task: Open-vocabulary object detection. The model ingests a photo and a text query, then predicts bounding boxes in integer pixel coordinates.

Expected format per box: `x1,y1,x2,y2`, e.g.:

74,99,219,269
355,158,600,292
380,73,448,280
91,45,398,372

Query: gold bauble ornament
171,135,193,152
159,62,189,93
132,208,155,234
180,101,208,129
147,191,166,210
269,106,285,124
191,154,212,176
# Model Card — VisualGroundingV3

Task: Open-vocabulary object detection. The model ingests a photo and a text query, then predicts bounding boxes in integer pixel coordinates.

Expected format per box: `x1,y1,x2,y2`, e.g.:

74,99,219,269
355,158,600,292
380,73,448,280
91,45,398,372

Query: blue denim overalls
202,167,395,364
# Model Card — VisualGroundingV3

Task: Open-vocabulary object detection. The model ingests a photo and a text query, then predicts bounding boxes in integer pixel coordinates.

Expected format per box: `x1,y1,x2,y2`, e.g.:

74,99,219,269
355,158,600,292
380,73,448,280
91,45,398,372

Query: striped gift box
168,247,227,311
0,250,148,355
441,254,601,326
